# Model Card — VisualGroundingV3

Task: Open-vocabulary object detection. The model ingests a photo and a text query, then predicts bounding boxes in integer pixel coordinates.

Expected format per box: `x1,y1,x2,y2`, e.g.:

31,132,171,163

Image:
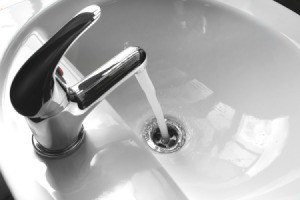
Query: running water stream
135,70,170,139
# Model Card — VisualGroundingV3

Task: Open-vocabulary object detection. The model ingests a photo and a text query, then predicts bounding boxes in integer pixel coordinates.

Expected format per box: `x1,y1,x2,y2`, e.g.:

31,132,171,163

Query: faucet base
32,127,86,159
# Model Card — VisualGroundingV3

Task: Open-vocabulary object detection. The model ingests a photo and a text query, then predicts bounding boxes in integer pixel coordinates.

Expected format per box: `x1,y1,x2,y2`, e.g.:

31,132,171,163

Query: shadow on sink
36,120,187,200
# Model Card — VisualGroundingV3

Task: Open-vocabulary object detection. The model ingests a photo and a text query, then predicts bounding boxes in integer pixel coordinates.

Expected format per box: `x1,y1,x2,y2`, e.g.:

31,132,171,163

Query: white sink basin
1,0,300,199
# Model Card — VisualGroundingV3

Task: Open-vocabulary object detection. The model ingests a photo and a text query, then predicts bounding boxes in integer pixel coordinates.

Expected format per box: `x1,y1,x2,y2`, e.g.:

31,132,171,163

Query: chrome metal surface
69,47,147,110
10,4,102,118
142,117,186,153
10,5,147,158
27,46,146,158
32,126,86,158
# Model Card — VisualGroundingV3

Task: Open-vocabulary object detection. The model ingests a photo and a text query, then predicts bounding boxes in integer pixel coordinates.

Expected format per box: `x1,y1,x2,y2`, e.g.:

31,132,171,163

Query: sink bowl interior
64,0,300,199
1,0,300,199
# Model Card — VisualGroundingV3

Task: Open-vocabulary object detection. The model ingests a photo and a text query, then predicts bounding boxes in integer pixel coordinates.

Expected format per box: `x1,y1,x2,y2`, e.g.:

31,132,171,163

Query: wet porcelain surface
1,0,300,199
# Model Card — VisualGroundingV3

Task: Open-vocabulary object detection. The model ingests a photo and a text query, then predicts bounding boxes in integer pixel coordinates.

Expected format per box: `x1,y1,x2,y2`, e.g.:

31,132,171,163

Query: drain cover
142,117,186,153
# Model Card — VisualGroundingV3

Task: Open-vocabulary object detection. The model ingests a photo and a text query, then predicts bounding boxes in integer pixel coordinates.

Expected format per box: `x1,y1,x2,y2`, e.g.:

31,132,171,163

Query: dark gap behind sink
274,0,300,15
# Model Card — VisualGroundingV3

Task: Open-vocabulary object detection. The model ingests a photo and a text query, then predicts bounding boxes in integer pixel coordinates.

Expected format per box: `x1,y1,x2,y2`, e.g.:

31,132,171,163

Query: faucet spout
69,47,146,110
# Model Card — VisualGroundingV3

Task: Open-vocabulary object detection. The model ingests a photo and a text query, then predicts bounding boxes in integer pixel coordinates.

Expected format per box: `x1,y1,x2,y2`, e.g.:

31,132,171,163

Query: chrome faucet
10,5,147,158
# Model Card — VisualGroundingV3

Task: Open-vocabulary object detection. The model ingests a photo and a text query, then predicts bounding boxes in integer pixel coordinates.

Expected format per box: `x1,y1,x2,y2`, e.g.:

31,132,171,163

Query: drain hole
152,125,178,148
142,117,186,153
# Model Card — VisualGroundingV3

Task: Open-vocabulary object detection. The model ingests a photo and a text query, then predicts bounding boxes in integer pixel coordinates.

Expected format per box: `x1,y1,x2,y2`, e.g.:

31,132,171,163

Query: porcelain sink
1,0,300,199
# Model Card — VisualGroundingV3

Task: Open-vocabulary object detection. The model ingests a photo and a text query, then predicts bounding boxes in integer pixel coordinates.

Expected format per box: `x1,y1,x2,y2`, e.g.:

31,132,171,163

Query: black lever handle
10,7,100,117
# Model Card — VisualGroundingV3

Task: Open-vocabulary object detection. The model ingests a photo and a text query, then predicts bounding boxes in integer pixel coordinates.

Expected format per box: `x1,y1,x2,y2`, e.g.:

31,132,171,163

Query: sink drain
142,117,186,153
